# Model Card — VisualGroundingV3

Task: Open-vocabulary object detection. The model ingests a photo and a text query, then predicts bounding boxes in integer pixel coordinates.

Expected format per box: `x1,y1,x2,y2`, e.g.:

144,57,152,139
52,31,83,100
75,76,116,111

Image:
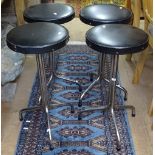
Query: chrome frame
78,54,136,151
78,53,128,107
19,50,83,148
19,50,81,120
48,52,82,91
36,54,52,143
46,52,81,113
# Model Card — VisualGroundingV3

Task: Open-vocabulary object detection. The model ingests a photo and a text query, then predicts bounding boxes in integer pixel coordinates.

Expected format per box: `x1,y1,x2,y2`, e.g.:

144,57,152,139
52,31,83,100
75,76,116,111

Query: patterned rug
15,45,135,155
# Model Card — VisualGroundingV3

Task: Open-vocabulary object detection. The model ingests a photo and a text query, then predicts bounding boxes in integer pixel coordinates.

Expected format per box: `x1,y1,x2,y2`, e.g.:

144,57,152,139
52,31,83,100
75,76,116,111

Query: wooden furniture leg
15,0,25,25
132,48,148,84
133,0,141,27
148,100,153,129
148,100,153,117
125,0,141,61
126,53,132,61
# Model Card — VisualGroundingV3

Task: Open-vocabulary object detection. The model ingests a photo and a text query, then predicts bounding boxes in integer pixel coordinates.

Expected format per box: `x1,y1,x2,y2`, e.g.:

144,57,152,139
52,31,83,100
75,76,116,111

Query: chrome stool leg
78,76,101,107
39,52,78,113
46,52,81,113
48,52,82,92
78,53,105,107
37,54,54,150
104,78,128,101
19,54,54,149
78,54,136,151
89,52,102,82
115,85,128,101
78,105,110,120
114,105,136,117
108,54,121,151
19,106,42,121
103,54,128,101
19,54,48,121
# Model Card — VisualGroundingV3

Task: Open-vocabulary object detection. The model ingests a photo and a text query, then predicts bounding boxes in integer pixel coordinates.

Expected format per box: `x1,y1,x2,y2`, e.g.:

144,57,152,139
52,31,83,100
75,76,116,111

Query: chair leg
116,85,128,101
104,79,128,101
148,100,153,130
78,76,101,107
78,53,105,107
19,106,42,121
78,54,136,151
132,49,148,84
126,54,132,61
54,73,82,92
48,52,82,92
114,105,136,117
15,0,25,25
78,105,110,120
148,100,153,117
110,108,121,151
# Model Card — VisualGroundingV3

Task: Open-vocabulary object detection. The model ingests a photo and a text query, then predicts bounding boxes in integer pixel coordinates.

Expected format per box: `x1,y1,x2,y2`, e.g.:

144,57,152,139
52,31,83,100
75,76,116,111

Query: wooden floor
1,18,153,155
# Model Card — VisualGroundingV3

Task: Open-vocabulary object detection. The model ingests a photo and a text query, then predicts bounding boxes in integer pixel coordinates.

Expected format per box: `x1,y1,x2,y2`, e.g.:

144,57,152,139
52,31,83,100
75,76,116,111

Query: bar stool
23,3,75,24
23,3,81,113
78,4,133,107
78,24,148,150
6,22,69,149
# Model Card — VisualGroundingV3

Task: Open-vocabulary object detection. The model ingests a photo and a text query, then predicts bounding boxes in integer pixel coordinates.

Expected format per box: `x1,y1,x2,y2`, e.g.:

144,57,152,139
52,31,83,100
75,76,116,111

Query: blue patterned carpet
15,45,135,155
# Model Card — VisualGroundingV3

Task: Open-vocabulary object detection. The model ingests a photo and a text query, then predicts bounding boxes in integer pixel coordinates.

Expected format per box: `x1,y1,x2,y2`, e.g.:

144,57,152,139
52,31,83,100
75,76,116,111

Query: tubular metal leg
78,53,105,107
48,53,53,70
37,54,54,149
77,54,136,151
54,73,82,91
19,106,42,121
101,53,106,79
98,53,102,76
115,84,128,101
18,55,45,121
47,52,82,92
78,76,101,107
108,55,121,151
111,107,121,150
50,51,81,113
19,54,54,149
39,51,81,114
39,51,81,113
115,105,136,117
104,78,128,101
78,105,110,120
90,53,106,82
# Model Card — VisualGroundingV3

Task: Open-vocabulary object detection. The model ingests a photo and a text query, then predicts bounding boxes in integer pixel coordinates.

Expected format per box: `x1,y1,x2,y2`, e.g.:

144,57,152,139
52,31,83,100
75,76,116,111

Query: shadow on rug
15,45,135,155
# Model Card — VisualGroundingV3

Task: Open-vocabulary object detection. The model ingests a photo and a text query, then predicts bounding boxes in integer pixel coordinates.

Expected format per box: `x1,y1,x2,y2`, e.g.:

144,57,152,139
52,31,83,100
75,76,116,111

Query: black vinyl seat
6,22,69,54
24,3,75,24
80,4,133,26
86,24,148,54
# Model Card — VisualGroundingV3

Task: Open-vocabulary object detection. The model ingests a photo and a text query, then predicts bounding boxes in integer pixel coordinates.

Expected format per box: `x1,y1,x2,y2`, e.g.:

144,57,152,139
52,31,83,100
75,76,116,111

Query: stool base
19,106,42,121
48,52,82,92
78,104,135,120
78,77,128,107
78,103,136,151
78,54,135,151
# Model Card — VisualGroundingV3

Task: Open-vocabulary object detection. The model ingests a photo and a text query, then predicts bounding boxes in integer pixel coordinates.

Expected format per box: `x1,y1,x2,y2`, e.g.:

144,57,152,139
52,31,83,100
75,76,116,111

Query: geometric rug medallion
15,45,135,155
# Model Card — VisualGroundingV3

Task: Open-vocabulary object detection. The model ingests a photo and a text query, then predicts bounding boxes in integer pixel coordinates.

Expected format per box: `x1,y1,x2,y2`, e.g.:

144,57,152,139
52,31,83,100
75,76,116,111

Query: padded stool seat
6,22,69,54
24,3,75,24
80,4,133,26
86,24,148,54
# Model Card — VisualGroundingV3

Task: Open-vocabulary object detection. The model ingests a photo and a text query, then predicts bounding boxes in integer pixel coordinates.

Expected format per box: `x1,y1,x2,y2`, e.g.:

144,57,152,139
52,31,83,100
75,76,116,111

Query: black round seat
6,22,69,54
86,24,148,54
80,4,133,26
24,3,75,24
